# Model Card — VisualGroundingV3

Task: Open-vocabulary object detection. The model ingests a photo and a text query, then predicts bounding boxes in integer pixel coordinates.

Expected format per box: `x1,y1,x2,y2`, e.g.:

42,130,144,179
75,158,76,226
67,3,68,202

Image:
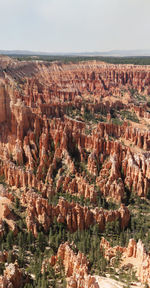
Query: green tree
6,231,14,249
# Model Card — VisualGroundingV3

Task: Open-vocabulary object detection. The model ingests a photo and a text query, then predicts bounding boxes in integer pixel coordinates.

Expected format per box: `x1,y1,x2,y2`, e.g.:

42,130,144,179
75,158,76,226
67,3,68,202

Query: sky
0,0,150,53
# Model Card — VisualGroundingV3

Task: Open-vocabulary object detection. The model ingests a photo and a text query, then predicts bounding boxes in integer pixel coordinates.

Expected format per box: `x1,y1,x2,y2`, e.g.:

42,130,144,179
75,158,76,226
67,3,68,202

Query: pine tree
7,251,13,263
6,231,14,249
37,232,46,252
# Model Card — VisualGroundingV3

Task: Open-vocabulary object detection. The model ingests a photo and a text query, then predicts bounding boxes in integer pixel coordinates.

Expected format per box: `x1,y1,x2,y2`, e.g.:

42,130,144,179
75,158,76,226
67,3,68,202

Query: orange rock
100,237,150,286
0,262,24,288
21,192,130,237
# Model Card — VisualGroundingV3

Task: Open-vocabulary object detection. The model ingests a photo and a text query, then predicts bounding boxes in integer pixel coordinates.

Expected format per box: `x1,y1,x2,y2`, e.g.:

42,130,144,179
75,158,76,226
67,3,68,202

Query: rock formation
21,191,130,236
0,262,25,288
42,242,130,288
100,237,150,287
0,191,17,235
0,56,149,287
0,58,149,204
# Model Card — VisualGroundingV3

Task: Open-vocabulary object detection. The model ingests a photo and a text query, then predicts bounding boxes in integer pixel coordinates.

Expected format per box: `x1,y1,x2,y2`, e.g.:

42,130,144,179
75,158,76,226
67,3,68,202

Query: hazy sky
0,0,150,52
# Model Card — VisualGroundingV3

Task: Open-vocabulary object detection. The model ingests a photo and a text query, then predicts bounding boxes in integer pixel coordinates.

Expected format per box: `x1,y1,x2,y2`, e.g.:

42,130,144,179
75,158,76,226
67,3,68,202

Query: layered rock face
19,62,150,107
100,237,150,287
21,191,130,236
0,114,149,202
0,58,149,204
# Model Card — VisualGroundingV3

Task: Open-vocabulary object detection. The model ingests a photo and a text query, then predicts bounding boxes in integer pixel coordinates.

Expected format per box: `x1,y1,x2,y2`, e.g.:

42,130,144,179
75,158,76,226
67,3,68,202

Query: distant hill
0,49,150,57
